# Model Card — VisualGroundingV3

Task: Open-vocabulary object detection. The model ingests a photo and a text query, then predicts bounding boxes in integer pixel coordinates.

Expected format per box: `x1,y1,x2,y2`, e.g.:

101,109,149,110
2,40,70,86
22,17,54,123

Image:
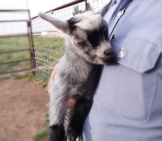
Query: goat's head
39,11,115,64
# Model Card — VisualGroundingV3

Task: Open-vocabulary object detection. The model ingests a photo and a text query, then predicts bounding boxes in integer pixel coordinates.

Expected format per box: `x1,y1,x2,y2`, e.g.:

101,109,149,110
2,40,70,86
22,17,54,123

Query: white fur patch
75,11,102,30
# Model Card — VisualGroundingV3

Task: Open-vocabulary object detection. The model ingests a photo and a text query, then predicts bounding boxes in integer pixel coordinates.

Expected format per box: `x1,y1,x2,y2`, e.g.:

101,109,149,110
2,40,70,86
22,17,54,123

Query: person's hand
47,64,59,94
47,64,76,109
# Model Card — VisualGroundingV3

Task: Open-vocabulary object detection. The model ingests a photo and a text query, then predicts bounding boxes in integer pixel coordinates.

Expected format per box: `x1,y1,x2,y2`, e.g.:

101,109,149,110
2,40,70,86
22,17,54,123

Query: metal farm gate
0,0,108,80
0,10,34,75
32,0,107,82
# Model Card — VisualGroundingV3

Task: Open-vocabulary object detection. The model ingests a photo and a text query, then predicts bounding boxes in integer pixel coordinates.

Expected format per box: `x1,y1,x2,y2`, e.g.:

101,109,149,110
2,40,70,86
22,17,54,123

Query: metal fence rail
0,10,34,75
32,0,108,82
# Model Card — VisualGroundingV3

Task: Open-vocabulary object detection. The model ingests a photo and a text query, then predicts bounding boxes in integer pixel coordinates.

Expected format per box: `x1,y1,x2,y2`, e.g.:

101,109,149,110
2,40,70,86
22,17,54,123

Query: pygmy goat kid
39,11,115,141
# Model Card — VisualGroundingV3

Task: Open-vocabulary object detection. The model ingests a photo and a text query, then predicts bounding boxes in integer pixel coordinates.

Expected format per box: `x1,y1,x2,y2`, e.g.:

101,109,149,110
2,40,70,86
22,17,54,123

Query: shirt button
117,10,123,17
117,50,124,58
112,34,115,40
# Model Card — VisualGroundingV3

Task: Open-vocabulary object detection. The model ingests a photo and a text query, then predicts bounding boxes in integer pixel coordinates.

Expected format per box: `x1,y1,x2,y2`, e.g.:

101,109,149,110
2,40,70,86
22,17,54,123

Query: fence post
0,10,34,75
85,0,88,11
27,10,35,70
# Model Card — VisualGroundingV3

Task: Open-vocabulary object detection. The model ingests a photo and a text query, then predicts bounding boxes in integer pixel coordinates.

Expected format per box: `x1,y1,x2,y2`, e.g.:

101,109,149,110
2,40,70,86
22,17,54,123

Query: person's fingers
67,98,76,109
47,64,59,94
51,64,59,79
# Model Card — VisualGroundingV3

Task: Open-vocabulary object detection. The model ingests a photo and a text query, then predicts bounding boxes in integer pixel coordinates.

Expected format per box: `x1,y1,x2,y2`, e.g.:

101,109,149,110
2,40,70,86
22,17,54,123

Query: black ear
67,18,80,34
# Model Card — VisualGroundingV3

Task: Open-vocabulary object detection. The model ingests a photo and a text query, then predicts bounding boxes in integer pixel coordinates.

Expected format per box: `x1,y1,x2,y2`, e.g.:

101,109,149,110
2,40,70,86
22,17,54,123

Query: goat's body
49,40,102,139
39,11,115,141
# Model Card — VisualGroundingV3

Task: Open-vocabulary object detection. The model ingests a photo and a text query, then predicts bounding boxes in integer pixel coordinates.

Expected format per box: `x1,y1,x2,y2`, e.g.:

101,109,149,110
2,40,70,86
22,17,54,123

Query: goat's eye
77,41,87,47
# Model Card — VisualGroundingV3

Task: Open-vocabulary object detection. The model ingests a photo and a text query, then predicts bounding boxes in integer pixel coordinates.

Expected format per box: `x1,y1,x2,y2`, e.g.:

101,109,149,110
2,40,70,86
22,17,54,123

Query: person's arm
47,64,76,109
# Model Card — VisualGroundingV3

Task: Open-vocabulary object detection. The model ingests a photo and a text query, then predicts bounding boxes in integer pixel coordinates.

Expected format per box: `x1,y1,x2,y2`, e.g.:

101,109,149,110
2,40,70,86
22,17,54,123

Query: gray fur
39,11,115,139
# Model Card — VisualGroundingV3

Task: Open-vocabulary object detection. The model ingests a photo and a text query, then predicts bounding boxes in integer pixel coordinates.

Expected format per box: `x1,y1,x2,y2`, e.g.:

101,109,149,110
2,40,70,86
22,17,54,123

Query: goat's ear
38,12,69,33
98,0,112,16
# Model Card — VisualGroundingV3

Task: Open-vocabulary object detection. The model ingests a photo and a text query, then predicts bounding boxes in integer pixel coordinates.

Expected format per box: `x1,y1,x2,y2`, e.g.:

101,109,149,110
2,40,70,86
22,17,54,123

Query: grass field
0,35,64,76
33,35,64,81
34,35,64,64
34,35,64,51
0,36,30,73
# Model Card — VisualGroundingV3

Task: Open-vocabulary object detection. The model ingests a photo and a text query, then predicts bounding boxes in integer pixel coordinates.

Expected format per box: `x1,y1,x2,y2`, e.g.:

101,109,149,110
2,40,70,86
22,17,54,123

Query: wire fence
32,0,108,82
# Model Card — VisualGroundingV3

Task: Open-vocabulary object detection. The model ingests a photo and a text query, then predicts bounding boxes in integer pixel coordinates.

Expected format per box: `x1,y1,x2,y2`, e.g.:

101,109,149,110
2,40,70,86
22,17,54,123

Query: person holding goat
48,0,162,140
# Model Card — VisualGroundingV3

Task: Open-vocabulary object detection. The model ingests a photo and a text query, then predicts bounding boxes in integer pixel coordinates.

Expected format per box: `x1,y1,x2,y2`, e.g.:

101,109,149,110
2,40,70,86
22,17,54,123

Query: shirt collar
112,0,121,5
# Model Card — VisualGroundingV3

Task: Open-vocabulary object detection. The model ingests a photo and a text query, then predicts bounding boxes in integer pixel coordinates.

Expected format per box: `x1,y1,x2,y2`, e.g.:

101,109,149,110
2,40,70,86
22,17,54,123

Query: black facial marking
77,41,87,47
67,18,80,33
86,20,108,48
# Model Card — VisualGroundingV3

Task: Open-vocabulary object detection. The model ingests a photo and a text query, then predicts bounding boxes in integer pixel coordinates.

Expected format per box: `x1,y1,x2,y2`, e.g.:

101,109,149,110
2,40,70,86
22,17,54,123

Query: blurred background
0,0,108,140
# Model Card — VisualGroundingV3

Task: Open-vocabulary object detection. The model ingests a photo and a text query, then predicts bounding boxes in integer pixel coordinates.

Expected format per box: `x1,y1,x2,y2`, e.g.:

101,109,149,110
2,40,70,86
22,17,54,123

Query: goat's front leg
67,97,92,141
49,76,69,141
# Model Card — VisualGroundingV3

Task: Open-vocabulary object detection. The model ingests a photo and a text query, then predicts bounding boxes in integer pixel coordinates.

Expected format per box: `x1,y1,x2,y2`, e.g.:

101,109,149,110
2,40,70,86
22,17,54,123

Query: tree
73,2,92,16
86,2,92,11
73,5,83,15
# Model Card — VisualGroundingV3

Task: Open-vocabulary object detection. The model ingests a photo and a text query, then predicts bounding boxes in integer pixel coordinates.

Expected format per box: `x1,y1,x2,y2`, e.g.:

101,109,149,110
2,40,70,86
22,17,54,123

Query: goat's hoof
49,125,65,141
67,128,77,141
67,135,76,141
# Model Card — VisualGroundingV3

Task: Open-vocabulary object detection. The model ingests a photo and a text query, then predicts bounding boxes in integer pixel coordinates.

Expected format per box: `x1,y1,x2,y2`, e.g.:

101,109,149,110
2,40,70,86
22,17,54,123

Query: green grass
27,109,33,114
0,36,30,73
0,36,28,51
33,35,64,70
33,35,64,51
13,71,34,80
13,75,23,79
0,75,11,80
34,113,49,141
35,77,42,82
44,113,49,126
35,71,50,82
34,130,48,141
42,83,47,88
0,35,64,76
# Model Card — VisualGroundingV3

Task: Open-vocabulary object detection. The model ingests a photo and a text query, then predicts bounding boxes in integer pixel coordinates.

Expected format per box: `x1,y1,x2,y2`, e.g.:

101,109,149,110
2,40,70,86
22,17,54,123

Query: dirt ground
0,76,49,141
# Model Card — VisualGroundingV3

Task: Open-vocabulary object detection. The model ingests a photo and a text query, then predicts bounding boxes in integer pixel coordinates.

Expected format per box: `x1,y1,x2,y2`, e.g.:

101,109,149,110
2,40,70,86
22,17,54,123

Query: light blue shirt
82,0,162,140
104,0,120,25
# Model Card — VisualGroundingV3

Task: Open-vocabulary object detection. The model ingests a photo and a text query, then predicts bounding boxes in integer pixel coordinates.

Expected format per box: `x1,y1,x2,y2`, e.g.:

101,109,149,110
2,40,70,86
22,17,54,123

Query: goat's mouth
99,55,116,64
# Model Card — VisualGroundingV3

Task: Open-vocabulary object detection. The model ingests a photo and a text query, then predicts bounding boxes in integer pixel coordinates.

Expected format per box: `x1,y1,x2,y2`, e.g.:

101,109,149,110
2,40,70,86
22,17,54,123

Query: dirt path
0,77,49,141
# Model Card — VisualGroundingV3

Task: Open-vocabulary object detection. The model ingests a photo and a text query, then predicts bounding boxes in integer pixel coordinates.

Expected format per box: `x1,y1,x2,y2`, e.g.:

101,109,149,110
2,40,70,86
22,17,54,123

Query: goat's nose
104,49,114,56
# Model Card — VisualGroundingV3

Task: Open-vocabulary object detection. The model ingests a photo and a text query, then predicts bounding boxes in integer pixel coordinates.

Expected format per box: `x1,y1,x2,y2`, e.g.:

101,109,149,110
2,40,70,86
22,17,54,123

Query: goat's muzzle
100,48,116,64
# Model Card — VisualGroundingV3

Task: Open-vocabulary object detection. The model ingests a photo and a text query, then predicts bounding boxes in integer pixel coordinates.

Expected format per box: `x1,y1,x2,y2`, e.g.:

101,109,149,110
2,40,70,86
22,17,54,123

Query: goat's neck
65,41,92,66
66,51,91,68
